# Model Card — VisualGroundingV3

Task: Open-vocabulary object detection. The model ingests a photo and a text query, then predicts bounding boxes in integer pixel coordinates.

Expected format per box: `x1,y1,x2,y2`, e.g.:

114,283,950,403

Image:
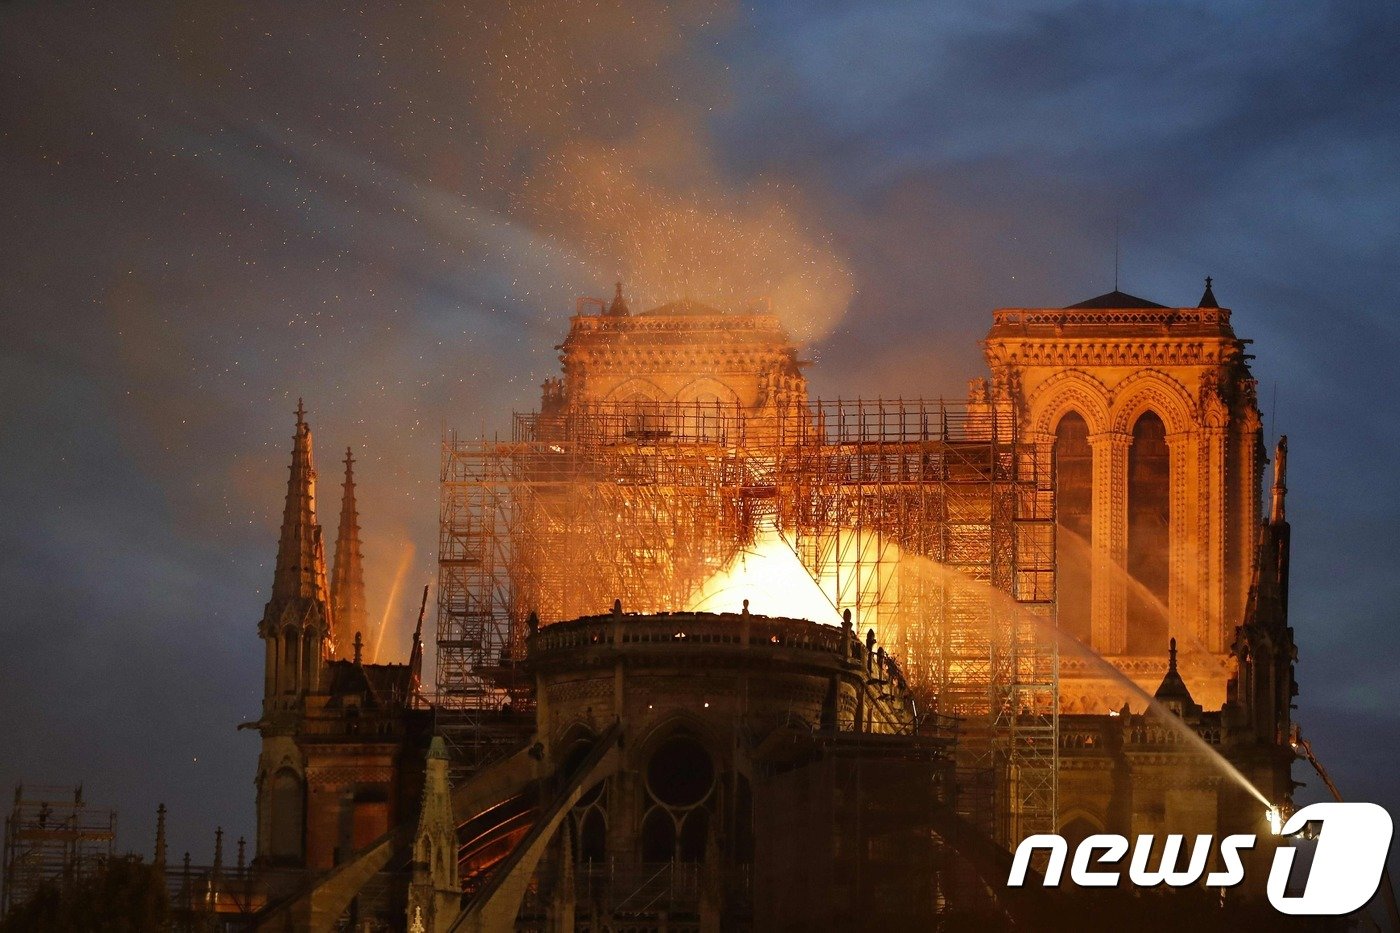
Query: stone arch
554,719,599,750
674,377,741,440
604,377,668,404
417,832,434,872
634,712,726,770
1109,370,1195,434
1057,808,1104,850
554,721,601,777
607,378,670,437
674,376,740,406
575,805,608,863
268,767,304,860
1057,807,1102,830
1027,370,1111,436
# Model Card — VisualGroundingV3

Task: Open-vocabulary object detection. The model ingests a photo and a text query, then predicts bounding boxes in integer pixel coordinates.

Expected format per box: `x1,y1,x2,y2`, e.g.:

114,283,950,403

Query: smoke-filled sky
2,1,1398,864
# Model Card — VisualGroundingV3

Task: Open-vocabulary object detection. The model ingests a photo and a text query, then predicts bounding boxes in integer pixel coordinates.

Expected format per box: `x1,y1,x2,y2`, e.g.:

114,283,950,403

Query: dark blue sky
2,1,1397,865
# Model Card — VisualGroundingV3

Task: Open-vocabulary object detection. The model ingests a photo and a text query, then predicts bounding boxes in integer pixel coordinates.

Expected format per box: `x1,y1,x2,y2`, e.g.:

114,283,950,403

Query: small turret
1152,638,1200,719
1198,275,1219,309
606,281,630,316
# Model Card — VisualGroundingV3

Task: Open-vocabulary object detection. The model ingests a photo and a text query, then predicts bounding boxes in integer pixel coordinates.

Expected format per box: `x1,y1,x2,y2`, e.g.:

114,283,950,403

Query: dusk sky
2,2,1398,865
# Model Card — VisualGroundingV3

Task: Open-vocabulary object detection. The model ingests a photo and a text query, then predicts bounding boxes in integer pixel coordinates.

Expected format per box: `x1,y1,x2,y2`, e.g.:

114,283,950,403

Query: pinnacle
270,404,330,608
331,444,368,657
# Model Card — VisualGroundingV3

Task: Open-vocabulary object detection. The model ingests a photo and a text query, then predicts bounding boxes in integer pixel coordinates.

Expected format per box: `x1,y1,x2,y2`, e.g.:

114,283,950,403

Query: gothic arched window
640,732,715,863
678,809,708,862
269,769,303,861
301,629,317,689
1054,412,1093,644
1127,412,1170,654
1059,815,1102,852
282,627,299,694
578,807,607,863
621,392,663,440
641,808,675,863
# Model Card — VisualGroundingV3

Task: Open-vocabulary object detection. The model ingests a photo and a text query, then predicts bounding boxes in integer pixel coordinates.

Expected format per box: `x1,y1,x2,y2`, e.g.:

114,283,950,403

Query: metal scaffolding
437,398,1057,843
2,784,116,915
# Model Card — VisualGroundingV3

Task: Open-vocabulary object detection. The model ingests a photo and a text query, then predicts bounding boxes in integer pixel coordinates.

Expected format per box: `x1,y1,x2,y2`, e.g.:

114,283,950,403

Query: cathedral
232,281,1298,931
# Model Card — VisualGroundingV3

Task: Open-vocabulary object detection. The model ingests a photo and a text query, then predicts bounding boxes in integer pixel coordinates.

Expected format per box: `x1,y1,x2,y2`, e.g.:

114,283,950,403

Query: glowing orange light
687,528,840,624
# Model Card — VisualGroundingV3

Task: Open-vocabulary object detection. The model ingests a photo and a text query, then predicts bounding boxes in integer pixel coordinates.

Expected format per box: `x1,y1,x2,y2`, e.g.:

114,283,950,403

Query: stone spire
270,400,332,610
409,584,428,690
259,399,333,697
1270,435,1288,525
407,736,461,931
331,446,367,659
153,804,167,873
1257,435,1292,619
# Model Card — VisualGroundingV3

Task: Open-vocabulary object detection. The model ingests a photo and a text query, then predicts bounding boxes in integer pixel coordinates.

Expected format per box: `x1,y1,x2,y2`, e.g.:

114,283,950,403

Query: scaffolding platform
2,784,116,915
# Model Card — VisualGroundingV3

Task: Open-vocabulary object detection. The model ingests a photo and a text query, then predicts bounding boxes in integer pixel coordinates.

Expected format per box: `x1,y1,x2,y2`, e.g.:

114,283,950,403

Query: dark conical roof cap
1065,290,1167,310
1198,276,1219,308
1153,638,1197,704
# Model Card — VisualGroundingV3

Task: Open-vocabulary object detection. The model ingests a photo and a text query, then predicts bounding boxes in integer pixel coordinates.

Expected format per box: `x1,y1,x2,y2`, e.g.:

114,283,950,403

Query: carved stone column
1165,430,1197,649
1089,431,1130,654
1201,423,1228,652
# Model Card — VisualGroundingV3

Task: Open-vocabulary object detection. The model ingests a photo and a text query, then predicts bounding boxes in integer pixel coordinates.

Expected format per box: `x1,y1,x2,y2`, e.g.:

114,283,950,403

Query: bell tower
981,280,1264,710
